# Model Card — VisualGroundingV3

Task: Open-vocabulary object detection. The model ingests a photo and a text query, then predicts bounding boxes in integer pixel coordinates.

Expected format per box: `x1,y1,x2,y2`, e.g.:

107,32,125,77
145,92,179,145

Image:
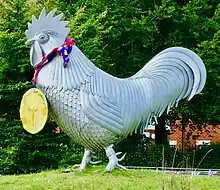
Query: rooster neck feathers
34,45,96,89
24,8,95,88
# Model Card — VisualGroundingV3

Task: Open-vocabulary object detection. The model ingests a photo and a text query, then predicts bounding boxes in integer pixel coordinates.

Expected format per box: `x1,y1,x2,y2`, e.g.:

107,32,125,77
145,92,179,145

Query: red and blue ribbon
32,37,74,83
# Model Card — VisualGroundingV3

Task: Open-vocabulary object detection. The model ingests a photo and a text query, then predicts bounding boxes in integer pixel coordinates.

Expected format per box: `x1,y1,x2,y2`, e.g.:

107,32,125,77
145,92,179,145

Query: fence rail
126,166,220,176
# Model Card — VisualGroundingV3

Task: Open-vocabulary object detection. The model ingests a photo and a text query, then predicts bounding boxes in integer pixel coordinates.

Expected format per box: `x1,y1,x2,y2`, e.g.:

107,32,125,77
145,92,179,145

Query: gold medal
20,88,48,134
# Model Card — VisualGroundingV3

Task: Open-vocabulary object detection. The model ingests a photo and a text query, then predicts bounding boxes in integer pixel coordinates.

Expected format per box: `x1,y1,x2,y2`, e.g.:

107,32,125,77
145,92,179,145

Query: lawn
0,167,219,190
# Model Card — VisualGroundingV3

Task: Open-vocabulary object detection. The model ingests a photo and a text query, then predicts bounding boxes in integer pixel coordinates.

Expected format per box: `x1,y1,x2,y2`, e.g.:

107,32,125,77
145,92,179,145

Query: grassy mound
0,167,219,190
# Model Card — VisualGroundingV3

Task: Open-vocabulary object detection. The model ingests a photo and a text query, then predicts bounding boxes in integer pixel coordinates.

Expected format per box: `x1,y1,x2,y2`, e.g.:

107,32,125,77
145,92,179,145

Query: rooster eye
37,33,49,44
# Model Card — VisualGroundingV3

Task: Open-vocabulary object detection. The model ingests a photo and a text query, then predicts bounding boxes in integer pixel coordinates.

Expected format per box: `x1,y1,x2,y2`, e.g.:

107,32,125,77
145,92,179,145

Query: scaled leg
104,145,126,172
79,149,91,171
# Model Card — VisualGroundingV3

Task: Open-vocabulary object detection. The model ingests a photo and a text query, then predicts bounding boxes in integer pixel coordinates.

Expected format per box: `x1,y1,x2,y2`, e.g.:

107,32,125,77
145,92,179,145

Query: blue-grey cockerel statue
25,9,206,171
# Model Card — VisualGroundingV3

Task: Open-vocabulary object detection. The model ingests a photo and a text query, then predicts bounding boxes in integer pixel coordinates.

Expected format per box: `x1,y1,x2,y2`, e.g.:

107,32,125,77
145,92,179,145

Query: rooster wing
80,47,206,138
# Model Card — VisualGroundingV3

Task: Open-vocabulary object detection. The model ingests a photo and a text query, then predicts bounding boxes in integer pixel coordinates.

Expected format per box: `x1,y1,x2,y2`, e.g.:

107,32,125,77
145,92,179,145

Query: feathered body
35,43,206,151
25,9,206,170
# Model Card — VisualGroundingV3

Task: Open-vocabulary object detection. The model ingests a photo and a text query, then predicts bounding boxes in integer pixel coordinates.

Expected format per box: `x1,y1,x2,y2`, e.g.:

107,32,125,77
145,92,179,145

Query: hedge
0,131,220,175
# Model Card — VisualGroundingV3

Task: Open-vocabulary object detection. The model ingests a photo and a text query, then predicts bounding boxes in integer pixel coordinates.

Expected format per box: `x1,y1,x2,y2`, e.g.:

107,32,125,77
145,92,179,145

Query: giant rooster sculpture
25,8,206,171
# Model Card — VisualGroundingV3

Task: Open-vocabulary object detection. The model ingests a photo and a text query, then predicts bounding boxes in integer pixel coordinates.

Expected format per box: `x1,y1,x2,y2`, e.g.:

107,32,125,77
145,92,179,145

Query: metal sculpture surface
25,8,206,171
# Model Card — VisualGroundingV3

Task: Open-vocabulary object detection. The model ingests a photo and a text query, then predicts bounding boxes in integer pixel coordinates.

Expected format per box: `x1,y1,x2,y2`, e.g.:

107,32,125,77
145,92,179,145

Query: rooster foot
78,149,101,171
104,145,127,172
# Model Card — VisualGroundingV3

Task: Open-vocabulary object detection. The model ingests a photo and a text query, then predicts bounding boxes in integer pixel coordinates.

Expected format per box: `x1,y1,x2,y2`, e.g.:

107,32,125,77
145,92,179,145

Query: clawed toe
116,152,126,161
89,160,102,165
116,163,127,170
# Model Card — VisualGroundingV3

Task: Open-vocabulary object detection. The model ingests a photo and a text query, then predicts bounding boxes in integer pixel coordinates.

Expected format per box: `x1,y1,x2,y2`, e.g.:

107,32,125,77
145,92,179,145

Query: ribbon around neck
32,37,74,83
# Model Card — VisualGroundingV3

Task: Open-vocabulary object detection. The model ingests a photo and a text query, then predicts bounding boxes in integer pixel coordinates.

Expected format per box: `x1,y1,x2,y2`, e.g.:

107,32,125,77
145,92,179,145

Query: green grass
0,167,219,190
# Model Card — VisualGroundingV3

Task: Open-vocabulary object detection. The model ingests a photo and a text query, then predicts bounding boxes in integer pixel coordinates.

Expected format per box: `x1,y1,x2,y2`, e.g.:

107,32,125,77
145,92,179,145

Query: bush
193,143,220,169
0,119,84,175
0,146,19,175
115,135,220,169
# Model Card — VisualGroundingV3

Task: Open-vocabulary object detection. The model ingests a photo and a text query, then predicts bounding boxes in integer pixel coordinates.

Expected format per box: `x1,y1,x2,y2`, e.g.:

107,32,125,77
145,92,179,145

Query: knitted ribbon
32,37,74,83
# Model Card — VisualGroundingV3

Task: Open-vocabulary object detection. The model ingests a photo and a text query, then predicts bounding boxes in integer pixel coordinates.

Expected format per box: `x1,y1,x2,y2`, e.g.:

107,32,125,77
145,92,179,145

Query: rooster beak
25,38,35,45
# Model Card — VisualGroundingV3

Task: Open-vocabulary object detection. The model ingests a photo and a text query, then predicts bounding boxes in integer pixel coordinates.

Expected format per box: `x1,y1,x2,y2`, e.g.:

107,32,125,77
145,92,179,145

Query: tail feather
156,47,206,100
130,47,206,133
132,47,206,103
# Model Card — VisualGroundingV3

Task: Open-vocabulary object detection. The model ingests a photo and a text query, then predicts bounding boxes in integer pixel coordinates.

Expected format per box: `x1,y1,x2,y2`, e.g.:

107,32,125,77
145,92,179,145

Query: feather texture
35,45,206,151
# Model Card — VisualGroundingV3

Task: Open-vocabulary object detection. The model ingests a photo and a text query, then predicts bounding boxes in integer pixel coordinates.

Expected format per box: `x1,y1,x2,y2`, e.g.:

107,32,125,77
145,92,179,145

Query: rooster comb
25,8,70,39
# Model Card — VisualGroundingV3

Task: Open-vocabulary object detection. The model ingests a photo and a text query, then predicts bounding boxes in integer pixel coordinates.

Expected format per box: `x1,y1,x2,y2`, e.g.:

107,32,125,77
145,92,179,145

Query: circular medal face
20,88,48,134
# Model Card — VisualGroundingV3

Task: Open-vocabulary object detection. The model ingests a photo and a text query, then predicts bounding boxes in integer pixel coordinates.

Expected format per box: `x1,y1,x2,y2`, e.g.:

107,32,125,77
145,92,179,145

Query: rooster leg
104,145,127,172
79,149,91,171
79,149,101,171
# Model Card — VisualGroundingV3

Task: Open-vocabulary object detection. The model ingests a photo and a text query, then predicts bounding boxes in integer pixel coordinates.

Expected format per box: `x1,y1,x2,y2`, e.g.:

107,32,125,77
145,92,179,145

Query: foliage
0,0,219,175
118,141,220,169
